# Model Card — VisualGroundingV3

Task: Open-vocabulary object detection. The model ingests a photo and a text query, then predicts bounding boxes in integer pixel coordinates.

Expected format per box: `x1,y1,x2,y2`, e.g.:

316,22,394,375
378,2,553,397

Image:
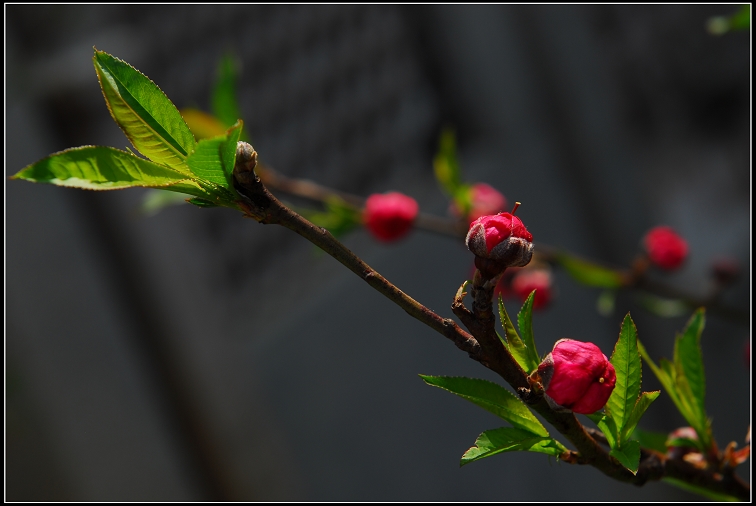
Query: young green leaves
638,309,713,453
13,49,245,211
419,375,567,466
589,314,660,473
11,146,188,190
419,297,562,467
93,49,196,172
498,293,541,374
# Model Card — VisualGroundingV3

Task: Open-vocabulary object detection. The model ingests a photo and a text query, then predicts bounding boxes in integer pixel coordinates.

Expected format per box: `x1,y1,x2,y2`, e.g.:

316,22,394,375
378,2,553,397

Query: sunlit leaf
621,390,660,443
460,427,566,466
12,146,188,190
587,412,618,449
517,292,541,366
606,314,642,438
186,121,242,191
93,49,196,171
499,298,538,373
420,375,548,436
610,440,640,474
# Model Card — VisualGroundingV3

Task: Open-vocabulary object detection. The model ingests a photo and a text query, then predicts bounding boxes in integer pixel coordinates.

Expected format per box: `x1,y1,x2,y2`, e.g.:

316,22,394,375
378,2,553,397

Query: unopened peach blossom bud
537,339,616,414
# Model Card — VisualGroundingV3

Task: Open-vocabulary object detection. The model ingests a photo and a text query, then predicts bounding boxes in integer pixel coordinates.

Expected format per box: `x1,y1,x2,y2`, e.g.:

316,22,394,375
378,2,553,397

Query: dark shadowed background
5,4,751,501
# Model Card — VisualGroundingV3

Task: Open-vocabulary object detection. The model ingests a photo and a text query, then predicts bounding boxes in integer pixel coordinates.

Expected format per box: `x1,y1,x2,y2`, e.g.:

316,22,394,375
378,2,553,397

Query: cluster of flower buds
465,207,534,279
451,183,508,222
364,192,419,242
643,226,688,270
537,339,616,414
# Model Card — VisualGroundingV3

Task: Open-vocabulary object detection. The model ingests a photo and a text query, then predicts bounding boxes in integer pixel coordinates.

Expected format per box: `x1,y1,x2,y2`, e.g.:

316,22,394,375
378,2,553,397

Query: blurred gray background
5,5,750,501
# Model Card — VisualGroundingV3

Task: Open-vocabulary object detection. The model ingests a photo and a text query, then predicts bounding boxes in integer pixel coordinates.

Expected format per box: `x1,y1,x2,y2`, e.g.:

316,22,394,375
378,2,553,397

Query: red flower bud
364,192,419,242
451,183,508,222
643,226,688,270
537,339,616,414
466,212,534,277
511,269,553,309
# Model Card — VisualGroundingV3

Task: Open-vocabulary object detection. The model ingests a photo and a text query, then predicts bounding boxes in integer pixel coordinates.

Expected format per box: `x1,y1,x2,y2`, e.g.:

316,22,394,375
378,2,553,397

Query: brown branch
235,143,479,359
234,142,749,501
257,162,747,325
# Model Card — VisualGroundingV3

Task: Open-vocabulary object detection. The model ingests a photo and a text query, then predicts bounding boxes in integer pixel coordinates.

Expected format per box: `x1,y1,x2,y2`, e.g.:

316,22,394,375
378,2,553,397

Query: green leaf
638,326,711,450
186,120,242,191
609,440,640,474
212,52,243,129
660,358,700,430
141,189,190,215
606,314,642,441
420,375,548,436
639,339,687,419
517,292,541,367
433,128,465,198
12,146,188,190
93,49,196,171
555,252,625,288
159,179,239,209
460,427,566,466
674,309,707,434
219,121,243,184
663,478,741,502
187,197,218,208
299,196,362,238
621,390,660,443
498,298,538,373
636,291,689,317
587,412,618,449
632,427,668,454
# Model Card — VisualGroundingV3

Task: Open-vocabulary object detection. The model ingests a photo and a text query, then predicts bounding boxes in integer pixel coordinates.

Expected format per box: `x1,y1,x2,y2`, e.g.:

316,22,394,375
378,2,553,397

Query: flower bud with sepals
465,203,534,279
537,339,616,414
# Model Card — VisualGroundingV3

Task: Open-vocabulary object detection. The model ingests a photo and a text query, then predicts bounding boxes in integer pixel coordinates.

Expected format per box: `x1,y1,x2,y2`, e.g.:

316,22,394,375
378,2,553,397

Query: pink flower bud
511,269,553,309
643,226,688,270
364,192,419,242
466,212,534,277
451,183,508,222
537,339,616,414
666,427,700,460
